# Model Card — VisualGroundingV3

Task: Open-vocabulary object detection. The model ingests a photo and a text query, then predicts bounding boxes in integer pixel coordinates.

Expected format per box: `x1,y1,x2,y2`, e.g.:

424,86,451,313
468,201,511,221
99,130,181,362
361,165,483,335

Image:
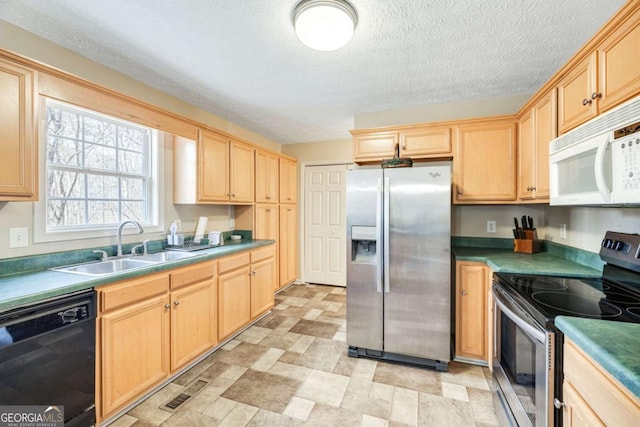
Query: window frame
34,97,165,243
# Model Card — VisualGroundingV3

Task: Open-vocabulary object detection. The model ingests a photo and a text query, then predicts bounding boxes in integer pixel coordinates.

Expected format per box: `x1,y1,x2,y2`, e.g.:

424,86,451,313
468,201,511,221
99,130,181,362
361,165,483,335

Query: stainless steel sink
50,251,204,277
51,258,157,276
136,251,202,262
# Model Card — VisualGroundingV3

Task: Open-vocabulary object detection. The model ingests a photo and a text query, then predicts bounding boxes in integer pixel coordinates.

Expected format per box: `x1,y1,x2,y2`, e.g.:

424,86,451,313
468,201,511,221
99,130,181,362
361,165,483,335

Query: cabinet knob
401,145,406,150
266,196,271,199
164,304,171,309
526,186,531,191
591,92,602,100
231,193,235,198
582,98,592,106
174,301,180,306
531,186,536,191
553,398,565,409
287,197,292,200
461,290,467,296
266,208,271,212
457,188,463,195
252,271,256,276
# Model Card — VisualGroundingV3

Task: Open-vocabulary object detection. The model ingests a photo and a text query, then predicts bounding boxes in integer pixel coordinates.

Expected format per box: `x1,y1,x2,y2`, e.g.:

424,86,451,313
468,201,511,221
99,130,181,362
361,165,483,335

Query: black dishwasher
0,290,96,426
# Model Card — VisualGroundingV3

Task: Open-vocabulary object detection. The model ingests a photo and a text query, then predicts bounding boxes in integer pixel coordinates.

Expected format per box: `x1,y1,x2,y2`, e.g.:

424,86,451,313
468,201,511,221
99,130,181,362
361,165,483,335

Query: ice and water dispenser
351,226,377,263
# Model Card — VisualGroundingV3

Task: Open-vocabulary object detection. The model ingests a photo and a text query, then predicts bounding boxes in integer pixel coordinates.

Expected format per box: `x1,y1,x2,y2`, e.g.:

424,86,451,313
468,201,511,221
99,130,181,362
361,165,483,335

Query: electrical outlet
487,220,496,233
560,224,567,239
9,227,29,248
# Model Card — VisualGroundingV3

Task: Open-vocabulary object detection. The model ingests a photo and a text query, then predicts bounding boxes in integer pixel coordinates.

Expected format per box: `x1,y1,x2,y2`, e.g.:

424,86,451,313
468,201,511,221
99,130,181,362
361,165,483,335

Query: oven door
492,284,554,427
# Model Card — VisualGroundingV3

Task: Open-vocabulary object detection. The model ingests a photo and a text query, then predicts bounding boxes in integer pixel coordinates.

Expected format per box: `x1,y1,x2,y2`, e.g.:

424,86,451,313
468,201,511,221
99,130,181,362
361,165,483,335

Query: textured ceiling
0,0,628,144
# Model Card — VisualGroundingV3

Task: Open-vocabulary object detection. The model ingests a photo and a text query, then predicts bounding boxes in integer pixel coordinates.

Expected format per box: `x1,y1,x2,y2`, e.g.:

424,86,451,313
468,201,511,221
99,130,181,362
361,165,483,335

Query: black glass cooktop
494,269,640,329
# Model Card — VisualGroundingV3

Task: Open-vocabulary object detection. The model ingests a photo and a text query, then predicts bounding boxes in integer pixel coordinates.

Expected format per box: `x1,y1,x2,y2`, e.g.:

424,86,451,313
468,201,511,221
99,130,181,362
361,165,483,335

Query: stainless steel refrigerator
346,163,451,371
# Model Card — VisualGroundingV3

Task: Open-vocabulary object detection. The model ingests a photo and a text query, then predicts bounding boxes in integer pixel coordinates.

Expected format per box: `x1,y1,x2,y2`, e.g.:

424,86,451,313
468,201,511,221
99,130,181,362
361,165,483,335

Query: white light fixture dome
292,0,358,51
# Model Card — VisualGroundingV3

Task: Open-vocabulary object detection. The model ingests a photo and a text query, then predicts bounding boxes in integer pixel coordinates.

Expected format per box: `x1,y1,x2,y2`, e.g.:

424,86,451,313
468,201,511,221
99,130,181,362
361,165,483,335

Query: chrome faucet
116,220,144,257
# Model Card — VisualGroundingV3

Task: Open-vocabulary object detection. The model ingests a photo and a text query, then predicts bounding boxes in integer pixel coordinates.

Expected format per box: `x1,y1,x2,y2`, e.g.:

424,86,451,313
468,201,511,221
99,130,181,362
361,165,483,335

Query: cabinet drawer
170,260,216,290
218,252,251,274
98,273,170,313
251,245,275,263
564,338,640,426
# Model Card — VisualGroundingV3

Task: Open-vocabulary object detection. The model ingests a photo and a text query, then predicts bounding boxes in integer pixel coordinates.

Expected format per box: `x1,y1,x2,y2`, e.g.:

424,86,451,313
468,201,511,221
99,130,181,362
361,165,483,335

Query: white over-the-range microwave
550,95,640,206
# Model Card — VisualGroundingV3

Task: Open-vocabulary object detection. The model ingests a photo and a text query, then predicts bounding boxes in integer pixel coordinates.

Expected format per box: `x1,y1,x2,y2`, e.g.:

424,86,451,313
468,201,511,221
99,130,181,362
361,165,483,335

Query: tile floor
110,284,499,427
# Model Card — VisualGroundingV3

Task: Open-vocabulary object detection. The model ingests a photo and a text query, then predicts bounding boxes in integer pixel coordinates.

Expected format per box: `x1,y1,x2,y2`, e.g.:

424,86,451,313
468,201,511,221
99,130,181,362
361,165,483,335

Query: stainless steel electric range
491,231,640,427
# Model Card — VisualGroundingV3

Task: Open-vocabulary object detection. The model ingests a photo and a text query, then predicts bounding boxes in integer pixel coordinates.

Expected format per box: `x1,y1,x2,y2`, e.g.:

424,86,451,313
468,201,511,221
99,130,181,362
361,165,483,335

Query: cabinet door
279,205,298,287
255,204,278,240
101,295,170,416
455,261,488,361
229,140,254,203
255,150,279,203
562,382,605,427
533,90,556,200
0,58,37,200
399,126,451,158
279,158,298,204
453,120,517,203
199,130,230,202
218,265,251,340
557,53,598,134
517,111,535,200
171,280,217,371
598,8,640,112
250,256,275,319
352,132,398,163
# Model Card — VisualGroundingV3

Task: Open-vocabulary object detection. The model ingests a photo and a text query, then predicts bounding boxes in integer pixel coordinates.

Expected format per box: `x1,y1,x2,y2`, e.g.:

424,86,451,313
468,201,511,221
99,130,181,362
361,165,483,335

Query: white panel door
304,164,347,286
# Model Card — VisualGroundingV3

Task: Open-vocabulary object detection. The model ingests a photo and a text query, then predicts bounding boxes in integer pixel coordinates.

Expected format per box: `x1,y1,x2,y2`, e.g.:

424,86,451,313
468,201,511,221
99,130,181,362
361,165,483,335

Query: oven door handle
493,287,545,344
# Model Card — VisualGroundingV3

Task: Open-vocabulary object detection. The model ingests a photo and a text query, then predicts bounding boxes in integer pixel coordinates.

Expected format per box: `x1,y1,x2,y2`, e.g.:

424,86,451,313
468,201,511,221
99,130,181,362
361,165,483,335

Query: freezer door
346,169,383,352
383,165,452,361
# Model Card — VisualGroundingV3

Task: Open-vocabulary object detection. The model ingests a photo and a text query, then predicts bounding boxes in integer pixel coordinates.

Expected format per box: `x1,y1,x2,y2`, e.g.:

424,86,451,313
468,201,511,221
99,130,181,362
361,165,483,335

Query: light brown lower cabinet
98,261,217,420
562,338,640,426
455,261,489,362
218,245,276,340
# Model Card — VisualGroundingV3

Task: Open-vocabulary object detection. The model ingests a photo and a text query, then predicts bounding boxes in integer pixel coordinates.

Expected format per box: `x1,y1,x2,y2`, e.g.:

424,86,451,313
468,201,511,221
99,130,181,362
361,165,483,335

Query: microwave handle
594,135,612,203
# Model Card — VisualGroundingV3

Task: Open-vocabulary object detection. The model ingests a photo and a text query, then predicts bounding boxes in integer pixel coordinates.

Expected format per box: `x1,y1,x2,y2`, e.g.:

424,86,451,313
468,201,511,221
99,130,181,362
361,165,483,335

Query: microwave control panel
612,132,640,200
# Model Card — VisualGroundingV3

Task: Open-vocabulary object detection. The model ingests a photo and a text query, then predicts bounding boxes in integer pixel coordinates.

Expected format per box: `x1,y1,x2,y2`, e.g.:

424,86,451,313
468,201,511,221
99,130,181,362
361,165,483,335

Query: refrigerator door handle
375,178,383,293
383,176,390,293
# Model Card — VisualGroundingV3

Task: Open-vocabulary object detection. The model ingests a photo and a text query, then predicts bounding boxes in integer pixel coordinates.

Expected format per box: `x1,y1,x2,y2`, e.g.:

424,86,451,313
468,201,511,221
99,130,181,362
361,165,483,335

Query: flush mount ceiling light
292,0,358,51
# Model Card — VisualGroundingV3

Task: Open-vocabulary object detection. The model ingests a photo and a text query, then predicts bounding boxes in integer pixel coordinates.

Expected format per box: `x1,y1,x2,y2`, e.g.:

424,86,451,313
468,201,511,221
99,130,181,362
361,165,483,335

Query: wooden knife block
514,229,542,254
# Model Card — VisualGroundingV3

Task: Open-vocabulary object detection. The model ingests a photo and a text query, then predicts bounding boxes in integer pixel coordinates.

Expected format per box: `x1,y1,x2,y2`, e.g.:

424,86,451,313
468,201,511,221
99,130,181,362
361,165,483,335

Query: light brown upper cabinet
597,6,640,112
279,157,297,204
453,119,517,204
352,126,451,164
352,131,398,163
255,149,279,203
399,126,452,158
558,7,640,134
198,130,254,204
518,90,556,201
557,53,598,134
0,58,37,201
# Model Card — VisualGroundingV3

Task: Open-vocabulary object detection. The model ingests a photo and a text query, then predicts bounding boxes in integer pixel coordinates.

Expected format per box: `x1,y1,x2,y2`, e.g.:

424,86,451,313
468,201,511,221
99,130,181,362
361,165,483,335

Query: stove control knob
613,240,625,251
604,239,614,249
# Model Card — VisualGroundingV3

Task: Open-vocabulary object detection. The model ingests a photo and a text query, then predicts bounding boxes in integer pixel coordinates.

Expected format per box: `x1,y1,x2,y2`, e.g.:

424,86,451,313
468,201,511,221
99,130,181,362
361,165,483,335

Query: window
44,100,156,231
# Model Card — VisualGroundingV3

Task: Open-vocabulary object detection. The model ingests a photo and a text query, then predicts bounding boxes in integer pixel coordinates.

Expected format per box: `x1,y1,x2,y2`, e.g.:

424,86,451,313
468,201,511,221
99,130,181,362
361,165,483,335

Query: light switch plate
487,221,496,233
9,227,29,248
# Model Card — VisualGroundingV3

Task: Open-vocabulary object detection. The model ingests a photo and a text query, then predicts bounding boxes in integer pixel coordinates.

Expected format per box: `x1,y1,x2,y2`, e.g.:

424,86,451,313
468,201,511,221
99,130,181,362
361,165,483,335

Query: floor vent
161,378,209,412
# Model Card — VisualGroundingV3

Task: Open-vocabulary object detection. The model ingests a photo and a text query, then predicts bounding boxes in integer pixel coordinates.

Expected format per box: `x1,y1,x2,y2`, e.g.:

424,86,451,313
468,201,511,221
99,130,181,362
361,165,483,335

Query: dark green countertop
453,247,602,278
556,316,640,398
0,240,274,312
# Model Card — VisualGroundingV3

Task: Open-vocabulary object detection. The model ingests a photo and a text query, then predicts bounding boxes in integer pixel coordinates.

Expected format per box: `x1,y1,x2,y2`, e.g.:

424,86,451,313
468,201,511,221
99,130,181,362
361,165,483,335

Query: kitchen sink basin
135,251,202,262
50,250,204,277
52,258,157,276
